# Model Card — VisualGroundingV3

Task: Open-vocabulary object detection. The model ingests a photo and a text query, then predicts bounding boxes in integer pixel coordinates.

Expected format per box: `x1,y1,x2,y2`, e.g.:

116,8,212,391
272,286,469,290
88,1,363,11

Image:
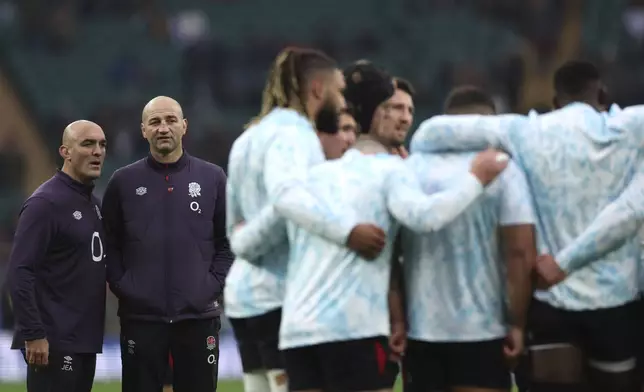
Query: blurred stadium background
0,0,642,389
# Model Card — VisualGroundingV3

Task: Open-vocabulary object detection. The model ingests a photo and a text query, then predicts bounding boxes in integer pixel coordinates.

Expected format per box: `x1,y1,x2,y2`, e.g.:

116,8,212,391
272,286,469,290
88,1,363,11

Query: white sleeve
386,163,484,232
498,161,536,226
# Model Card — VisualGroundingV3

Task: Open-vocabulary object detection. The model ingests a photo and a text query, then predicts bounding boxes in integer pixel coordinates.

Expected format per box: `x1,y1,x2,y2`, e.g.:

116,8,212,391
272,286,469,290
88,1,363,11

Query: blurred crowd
2,0,644,332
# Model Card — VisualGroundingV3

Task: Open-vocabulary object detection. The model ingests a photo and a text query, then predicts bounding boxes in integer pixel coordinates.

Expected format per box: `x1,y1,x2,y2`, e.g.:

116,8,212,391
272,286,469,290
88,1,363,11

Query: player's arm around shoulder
409,113,524,154
548,156,644,281
226,137,290,261
386,149,508,232
226,136,289,262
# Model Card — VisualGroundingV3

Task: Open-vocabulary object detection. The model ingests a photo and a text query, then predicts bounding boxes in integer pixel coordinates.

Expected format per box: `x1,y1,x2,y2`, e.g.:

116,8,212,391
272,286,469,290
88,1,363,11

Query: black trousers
120,317,221,392
21,350,96,392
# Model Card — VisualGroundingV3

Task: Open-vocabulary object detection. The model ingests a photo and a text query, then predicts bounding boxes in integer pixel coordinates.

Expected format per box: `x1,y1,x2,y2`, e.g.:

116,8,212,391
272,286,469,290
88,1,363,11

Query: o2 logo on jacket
189,182,202,214
190,201,202,214
91,231,104,262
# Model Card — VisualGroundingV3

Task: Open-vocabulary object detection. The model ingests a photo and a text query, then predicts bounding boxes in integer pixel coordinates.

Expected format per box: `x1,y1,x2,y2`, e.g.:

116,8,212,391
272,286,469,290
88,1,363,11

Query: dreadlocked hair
245,47,336,128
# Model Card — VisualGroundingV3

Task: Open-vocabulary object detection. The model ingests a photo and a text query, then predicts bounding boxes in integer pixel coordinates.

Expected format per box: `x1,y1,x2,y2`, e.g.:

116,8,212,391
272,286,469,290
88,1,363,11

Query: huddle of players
223,46,534,392
226,47,644,392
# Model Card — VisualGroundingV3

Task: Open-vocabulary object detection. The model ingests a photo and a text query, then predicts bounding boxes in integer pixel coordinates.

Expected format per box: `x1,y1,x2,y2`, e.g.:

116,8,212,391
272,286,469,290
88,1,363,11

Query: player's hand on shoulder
535,254,567,289
346,223,386,260
469,148,510,186
25,338,49,366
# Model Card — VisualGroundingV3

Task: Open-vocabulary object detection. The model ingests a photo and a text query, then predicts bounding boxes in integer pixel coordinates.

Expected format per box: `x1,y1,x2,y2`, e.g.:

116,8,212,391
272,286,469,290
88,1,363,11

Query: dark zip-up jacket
102,152,233,322
8,171,106,353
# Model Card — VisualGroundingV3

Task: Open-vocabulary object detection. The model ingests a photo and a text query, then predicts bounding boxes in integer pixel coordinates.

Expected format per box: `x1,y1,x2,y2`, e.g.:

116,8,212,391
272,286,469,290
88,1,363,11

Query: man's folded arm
265,129,355,244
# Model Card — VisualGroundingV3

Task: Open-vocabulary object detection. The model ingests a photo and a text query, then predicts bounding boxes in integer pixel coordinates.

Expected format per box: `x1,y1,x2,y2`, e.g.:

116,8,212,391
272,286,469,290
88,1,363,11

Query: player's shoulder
109,158,147,183
21,193,56,217
607,104,644,145
253,108,314,137
188,154,225,175
28,174,73,205
229,130,251,155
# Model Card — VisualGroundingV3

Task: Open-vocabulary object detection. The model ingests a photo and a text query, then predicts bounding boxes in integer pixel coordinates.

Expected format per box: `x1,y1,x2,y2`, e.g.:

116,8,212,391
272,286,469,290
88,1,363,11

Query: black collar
146,150,189,173
55,170,94,198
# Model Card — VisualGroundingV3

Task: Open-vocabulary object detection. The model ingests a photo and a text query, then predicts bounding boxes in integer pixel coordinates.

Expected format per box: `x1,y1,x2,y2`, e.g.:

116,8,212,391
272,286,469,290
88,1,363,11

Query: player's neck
151,148,183,164
354,136,388,155
60,165,92,185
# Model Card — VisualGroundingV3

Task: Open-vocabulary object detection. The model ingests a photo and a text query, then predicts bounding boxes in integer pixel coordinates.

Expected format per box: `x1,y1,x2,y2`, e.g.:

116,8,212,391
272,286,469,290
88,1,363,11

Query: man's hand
469,148,510,186
346,224,386,260
503,326,524,369
535,254,567,289
389,322,407,361
25,338,49,366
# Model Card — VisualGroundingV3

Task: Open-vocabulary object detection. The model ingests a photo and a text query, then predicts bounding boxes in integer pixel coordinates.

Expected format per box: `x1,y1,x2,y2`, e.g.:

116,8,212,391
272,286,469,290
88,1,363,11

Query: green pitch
0,381,246,391
0,380,404,392
0,380,518,391
0,381,393,391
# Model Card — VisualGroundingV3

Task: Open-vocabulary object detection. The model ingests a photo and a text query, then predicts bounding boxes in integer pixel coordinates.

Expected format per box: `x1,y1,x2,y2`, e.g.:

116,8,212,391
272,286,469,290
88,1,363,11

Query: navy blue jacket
8,171,106,353
102,152,233,322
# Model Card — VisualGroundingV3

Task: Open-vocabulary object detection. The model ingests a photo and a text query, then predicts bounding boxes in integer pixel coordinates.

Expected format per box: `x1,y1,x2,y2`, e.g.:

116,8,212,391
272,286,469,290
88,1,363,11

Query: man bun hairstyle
247,47,336,128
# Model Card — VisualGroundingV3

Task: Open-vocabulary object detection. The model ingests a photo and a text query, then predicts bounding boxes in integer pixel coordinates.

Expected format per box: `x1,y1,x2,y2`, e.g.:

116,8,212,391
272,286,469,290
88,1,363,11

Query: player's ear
182,118,188,135
310,78,326,101
140,123,146,139
59,145,70,161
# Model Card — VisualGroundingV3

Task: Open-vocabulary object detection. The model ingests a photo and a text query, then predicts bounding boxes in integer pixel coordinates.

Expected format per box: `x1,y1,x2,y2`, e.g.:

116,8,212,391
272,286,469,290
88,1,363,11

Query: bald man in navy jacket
8,120,107,392
102,96,233,392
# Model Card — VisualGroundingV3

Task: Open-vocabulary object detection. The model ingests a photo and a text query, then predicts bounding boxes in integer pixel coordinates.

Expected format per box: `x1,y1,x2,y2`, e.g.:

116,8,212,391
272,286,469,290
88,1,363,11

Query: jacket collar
55,170,94,198
146,150,189,173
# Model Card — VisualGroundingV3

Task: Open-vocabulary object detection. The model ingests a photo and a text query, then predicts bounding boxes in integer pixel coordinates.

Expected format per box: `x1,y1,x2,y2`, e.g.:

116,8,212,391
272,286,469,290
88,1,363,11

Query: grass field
0,380,408,391
0,381,521,391
0,381,521,392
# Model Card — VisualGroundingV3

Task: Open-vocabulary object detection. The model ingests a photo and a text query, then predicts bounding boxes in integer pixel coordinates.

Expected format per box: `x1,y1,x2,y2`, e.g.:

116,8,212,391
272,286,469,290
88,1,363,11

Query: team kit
7,46,644,392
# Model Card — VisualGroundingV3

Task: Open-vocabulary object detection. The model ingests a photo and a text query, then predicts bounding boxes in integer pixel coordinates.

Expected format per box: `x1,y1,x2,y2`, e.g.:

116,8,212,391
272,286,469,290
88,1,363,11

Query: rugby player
409,61,643,392
402,86,536,392
224,47,386,392
8,121,107,392
342,63,417,382
272,118,510,392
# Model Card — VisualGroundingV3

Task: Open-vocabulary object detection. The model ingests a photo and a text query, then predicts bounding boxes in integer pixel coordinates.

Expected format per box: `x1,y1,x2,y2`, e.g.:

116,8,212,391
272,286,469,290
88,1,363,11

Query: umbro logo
135,187,147,196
